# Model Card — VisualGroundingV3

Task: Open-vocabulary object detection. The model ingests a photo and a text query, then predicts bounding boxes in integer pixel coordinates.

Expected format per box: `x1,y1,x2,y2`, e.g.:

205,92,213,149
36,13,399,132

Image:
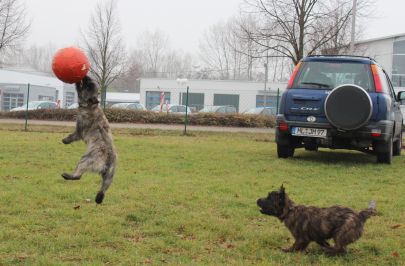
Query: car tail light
278,122,289,132
371,129,381,137
371,64,383,93
287,62,302,89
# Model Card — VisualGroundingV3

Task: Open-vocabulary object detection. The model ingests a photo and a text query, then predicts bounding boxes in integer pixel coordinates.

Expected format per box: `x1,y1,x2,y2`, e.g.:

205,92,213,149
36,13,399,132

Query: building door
2,93,24,111
213,94,240,112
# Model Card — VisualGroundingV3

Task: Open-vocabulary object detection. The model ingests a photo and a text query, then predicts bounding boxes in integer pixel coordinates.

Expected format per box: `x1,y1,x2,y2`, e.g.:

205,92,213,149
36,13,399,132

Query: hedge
0,109,276,128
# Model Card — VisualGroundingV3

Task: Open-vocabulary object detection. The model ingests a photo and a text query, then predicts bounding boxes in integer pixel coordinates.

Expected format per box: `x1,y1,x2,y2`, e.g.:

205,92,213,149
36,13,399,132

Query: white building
356,33,405,90
0,69,77,111
106,92,140,105
139,78,287,112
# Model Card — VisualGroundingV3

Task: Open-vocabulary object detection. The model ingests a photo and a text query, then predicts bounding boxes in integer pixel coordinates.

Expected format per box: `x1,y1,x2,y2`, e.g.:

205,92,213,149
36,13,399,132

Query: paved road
0,119,275,134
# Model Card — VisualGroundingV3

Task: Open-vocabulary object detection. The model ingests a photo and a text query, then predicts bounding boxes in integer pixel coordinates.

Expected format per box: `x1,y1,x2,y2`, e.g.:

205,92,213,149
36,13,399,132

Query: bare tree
241,0,369,65
0,0,30,62
199,18,262,80
138,29,169,77
82,0,126,108
23,44,56,73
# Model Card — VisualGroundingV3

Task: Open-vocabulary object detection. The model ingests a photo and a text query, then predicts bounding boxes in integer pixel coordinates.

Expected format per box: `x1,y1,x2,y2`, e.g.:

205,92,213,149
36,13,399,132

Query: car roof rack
306,55,375,61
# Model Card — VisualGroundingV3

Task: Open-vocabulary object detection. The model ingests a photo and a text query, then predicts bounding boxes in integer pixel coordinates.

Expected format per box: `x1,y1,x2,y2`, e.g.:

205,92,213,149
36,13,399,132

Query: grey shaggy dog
61,75,117,204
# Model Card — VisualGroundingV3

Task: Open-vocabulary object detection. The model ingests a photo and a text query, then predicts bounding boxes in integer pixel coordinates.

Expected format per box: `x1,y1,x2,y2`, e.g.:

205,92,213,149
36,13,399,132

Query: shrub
0,109,276,128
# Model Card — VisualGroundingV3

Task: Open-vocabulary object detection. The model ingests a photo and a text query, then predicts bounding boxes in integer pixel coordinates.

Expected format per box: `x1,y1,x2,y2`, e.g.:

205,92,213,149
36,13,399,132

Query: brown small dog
62,76,117,204
257,186,376,255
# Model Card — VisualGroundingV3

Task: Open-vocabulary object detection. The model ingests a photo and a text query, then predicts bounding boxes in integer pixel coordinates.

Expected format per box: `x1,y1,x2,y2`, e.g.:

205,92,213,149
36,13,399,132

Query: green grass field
0,124,404,265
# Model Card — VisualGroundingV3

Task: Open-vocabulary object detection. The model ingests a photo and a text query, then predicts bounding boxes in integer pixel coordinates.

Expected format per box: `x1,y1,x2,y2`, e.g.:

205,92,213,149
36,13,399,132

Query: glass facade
392,40,405,87
180,92,204,111
145,91,170,110
256,95,280,108
213,94,239,112
2,93,24,111
64,92,75,107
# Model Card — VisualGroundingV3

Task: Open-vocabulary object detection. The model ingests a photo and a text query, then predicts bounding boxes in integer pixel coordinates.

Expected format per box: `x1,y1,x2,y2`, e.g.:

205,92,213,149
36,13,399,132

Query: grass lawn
0,124,404,265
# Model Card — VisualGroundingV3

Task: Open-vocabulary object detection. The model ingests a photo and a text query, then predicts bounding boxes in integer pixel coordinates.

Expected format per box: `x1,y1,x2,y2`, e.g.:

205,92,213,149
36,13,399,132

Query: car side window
385,72,397,101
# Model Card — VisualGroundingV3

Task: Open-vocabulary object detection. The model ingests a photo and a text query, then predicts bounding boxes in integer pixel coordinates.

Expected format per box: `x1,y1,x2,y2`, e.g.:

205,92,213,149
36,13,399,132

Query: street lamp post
177,78,189,135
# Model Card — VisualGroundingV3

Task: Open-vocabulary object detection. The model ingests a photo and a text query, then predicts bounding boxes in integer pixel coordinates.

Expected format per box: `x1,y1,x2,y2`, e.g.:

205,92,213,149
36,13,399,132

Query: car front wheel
393,131,402,156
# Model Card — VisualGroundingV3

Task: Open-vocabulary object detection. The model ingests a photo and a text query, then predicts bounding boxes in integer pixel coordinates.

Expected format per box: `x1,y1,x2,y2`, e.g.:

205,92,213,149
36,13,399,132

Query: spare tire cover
324,84,373,130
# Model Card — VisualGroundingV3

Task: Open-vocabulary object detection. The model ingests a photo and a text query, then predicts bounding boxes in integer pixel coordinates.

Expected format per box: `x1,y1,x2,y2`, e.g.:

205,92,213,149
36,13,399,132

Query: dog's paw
95,192,105,204
62,138,70,144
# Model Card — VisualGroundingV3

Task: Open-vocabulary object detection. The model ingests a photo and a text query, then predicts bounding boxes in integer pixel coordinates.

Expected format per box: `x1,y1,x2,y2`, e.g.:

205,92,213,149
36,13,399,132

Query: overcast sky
24,0,405,53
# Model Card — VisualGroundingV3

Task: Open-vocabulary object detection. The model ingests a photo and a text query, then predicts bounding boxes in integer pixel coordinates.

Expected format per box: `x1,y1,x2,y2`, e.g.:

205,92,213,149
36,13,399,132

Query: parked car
244,107,277,116
151,104,191,114
111,102,146,110
67,103,79,109
276,55,403,164
10,101,58,112
199,106,237,114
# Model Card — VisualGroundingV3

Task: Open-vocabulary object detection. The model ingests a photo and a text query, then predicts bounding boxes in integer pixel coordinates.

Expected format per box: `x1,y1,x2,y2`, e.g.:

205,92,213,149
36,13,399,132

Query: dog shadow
292,150,376,165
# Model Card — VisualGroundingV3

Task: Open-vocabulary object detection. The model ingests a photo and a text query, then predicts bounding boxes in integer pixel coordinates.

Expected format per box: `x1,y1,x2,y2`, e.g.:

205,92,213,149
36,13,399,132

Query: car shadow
292,150,376,164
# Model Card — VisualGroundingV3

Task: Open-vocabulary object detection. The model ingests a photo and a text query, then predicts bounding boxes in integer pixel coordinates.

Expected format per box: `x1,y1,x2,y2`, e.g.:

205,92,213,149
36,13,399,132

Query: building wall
0,69,68,106
140,79,287,112
356,34,405,90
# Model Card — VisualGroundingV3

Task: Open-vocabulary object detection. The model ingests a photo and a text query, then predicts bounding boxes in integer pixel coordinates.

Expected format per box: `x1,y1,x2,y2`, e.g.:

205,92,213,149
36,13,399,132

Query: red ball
52,47,90,84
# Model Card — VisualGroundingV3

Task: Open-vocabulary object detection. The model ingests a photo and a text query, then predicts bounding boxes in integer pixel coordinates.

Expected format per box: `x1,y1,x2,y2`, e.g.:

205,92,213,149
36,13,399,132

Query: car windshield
152,105,171,111
245,108,263,114
294,61,375,91
200,106,220,112
27,102,42,108
112,103,129,108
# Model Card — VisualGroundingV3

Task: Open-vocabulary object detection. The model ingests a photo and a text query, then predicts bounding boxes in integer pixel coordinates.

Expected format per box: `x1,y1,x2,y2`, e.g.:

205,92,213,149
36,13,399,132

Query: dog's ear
279,185,285,203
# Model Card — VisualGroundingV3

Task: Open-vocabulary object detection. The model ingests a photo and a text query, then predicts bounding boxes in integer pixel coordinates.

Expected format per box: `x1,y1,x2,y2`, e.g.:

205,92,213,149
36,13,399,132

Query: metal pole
264,62,268,107
25,83,30,131
276,88,280,115
350,0,357,53
184,86,189,135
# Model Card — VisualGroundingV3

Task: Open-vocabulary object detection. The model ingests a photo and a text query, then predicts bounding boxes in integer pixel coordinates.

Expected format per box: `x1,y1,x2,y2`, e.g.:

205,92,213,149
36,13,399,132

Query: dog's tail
359,200,377,222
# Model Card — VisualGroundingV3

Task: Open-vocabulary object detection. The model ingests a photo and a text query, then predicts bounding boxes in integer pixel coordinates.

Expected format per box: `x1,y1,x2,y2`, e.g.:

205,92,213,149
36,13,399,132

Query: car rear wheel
393,131,402,156
277,144,295,158
376,137,393,164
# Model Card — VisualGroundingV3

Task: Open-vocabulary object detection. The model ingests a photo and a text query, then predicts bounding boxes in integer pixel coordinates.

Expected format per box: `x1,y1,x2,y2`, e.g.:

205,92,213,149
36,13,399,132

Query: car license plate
291,127,327,138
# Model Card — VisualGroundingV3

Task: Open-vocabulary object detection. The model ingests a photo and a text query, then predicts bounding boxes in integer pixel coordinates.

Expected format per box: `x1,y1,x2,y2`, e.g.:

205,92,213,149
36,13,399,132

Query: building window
256,95,280,108
393,40,405,54
2,93,24,111
213,94,239,111
64,92,75,107
38,95,54,101
180,92,204,111
145,91,170,110
393,55,405,75
392,75,405,87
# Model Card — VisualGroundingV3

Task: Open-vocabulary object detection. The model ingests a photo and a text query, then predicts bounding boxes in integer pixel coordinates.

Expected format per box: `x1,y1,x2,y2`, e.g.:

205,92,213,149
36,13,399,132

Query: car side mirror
397,91,405,105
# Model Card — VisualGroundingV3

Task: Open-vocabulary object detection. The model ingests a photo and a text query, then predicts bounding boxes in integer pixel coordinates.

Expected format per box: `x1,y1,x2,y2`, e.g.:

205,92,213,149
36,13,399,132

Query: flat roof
357,33,405,45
